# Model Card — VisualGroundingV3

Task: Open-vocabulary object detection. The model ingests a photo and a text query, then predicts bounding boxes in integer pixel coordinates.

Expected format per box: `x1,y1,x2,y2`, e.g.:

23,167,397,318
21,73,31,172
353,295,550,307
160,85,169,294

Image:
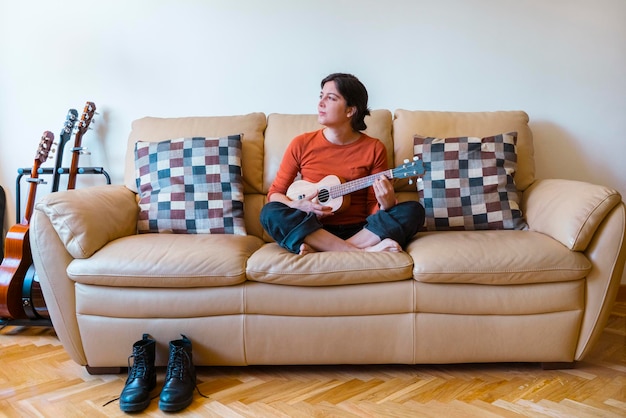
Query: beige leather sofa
30,110,626,374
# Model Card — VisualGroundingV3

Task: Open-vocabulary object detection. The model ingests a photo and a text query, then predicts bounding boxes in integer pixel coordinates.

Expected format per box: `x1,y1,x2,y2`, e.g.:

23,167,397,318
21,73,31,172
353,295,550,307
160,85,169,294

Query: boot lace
127,347,149,382
165,345,209,399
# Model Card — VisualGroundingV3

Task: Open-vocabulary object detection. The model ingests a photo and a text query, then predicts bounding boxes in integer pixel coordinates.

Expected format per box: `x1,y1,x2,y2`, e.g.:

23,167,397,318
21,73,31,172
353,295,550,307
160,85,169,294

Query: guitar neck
68,102,96,190
22,161,43,223
329,168,393,199
67,145,81,190
52,109,78,193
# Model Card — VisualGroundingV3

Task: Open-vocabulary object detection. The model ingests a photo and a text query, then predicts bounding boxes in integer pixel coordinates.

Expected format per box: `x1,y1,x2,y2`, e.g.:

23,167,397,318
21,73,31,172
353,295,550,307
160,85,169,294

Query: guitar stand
0,317,53,329
3,166,112,328
15,166,111,223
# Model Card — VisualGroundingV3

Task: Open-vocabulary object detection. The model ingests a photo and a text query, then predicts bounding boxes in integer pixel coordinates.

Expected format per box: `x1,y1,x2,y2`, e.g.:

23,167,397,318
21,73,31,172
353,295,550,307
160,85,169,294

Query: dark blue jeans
260,201,425,254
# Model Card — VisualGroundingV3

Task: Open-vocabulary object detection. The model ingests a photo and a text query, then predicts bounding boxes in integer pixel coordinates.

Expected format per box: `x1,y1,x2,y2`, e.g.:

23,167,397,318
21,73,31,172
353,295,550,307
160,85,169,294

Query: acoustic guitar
286,157,425,213
21,109,78,320
0,132,54,319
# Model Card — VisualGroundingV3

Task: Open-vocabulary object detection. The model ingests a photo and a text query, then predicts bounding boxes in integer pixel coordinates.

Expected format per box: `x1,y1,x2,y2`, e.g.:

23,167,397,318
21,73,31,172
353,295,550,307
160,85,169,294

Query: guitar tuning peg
408,179,414,185
413,156,420,161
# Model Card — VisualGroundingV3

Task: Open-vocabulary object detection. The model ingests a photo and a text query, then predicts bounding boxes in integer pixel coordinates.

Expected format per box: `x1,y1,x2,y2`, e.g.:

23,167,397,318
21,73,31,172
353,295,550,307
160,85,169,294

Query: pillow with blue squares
134,135,246,235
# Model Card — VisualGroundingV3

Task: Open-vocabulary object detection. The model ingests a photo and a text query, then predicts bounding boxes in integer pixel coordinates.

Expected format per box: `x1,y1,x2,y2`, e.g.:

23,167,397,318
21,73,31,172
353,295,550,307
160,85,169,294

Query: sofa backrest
124,110,535,240
262,109,394,193
392,110,535,194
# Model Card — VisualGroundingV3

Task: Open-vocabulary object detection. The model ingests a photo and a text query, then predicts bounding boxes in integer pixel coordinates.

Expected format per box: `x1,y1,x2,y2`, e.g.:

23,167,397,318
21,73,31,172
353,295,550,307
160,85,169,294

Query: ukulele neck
330,168,393,199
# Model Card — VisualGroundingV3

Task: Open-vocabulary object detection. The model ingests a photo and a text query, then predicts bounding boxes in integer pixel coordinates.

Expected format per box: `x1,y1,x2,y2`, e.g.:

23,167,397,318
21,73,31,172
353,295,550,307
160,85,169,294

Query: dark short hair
321,73,371,131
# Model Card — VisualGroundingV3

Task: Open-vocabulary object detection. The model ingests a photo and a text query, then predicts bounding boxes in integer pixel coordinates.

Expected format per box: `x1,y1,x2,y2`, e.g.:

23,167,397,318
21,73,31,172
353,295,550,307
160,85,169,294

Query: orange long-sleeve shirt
267,129,388,226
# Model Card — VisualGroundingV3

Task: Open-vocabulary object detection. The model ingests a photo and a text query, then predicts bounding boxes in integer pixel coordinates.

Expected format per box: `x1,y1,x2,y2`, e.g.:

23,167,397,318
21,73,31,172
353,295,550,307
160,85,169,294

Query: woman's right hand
289,190,333,218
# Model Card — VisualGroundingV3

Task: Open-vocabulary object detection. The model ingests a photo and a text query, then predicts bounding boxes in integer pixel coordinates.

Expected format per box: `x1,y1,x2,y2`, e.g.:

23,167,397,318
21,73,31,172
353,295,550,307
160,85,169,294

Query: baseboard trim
617,285,626,302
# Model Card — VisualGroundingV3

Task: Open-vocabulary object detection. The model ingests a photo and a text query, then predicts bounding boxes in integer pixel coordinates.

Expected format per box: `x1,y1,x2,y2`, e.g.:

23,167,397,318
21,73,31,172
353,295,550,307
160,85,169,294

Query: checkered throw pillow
413,133,526,231
135,135,246,235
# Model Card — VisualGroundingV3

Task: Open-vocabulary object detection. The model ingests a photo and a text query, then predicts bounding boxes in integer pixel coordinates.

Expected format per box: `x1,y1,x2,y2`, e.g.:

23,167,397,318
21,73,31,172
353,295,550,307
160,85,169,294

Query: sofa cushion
135,135,245,235
407,230,592,285
414,133,526,231
246,243,414,286
66,233,264,287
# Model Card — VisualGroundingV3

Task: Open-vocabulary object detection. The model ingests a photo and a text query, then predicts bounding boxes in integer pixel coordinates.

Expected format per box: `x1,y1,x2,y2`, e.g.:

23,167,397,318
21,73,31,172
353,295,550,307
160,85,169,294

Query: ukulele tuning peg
413,156,420,161
403,158,409,164
408,179,414,185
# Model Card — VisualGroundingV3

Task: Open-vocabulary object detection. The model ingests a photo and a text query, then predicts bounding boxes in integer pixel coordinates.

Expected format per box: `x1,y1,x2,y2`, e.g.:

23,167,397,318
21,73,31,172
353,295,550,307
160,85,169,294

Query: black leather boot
119,334,157,412
158,335,196,412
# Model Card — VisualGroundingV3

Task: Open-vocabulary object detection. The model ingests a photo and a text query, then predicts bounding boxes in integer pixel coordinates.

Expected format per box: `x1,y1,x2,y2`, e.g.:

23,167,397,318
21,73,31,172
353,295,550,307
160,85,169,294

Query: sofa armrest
522,179,622,251
34,184,139,258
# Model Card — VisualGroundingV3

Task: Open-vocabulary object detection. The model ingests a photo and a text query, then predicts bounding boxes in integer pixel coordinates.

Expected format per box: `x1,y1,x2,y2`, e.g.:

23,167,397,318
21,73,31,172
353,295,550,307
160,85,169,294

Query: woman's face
318,81,353,128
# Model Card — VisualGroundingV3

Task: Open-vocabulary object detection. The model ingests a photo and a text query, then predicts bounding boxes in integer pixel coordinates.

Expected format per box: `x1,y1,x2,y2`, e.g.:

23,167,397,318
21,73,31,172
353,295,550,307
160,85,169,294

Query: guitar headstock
76,101,96,137
36,131,55,164
60,108,79,145
392,157,425,182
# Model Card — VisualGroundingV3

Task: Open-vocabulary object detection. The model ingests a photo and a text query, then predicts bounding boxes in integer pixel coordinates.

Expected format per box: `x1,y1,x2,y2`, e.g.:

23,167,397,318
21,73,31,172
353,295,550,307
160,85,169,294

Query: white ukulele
286,157,424,213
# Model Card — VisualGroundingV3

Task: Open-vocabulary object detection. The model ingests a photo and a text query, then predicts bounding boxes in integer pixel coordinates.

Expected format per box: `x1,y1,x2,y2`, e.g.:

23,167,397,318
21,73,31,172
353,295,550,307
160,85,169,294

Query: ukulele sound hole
318,189,330,203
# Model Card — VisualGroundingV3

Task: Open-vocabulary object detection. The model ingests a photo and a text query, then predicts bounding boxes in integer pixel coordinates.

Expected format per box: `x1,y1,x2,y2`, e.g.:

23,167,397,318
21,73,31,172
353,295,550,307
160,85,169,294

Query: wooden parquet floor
1,303,625,417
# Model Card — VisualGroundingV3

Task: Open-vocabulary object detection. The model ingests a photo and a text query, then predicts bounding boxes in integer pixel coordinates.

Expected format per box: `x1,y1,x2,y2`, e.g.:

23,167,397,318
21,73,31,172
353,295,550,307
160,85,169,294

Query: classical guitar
21,110,78,320
286,157,425,213
0,132,54,319
67,101,96,190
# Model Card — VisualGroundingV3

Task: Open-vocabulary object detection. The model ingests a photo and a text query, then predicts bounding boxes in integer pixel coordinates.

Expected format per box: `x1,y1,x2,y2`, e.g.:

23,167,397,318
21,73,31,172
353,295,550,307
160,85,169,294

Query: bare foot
365,238,401,253
299,243,317,255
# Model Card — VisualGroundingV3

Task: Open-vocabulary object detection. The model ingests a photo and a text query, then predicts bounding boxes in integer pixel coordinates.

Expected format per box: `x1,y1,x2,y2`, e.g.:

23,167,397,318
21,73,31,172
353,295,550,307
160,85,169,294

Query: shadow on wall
530,120,626,286
529,120,619,185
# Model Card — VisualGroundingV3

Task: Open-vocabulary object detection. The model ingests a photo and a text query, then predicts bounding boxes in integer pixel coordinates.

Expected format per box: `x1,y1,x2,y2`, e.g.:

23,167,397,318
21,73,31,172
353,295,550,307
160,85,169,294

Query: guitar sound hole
318,189,330,203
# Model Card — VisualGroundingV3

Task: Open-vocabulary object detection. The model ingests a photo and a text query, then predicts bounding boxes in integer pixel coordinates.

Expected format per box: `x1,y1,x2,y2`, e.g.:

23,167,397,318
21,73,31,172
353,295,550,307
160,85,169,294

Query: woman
260,73,424,255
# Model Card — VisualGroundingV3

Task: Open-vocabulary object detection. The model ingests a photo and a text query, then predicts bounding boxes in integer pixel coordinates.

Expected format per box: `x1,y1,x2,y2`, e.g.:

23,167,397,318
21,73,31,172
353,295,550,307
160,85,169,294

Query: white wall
1,0,625,281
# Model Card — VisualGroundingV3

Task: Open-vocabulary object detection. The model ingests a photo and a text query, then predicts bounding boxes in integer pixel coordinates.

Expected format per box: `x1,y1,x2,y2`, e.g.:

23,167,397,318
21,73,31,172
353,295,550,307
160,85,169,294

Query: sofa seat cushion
246,243,414,286
407,230,591,285
245,281,414,316
67,233,264,287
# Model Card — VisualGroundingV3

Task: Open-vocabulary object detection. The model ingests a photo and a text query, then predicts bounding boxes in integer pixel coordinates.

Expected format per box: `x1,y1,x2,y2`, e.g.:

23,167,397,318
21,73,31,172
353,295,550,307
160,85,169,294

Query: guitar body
0,224,32,319
287,175,349,213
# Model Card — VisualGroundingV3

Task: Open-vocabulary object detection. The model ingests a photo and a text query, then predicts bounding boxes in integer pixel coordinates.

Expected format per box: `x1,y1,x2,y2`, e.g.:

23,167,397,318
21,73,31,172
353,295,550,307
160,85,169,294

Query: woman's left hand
373,175,396,210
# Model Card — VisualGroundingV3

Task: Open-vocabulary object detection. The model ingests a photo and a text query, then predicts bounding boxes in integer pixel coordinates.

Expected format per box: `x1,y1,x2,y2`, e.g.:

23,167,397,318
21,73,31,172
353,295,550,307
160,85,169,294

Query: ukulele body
287,175,349,213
